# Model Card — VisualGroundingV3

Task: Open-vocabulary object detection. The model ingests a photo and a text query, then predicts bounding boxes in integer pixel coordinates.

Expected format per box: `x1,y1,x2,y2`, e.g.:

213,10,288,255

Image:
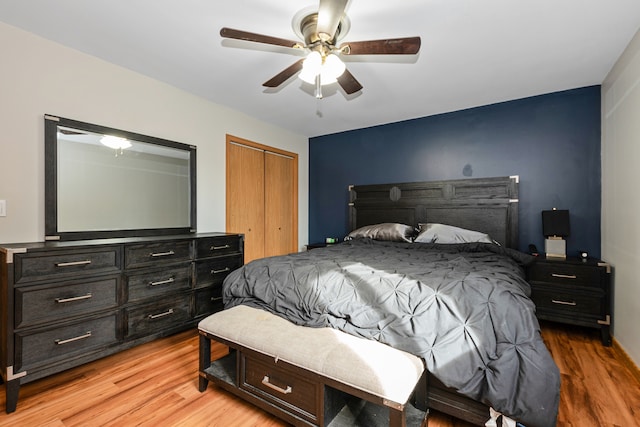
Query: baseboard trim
613,337,640,385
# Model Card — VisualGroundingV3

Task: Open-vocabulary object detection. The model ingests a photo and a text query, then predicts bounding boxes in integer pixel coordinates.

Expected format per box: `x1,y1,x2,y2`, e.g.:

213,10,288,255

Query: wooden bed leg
389,407,406,427
198,333,211,392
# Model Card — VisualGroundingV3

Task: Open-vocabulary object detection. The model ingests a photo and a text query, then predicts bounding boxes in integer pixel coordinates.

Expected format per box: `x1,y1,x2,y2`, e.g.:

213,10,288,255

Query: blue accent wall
309,86,601,258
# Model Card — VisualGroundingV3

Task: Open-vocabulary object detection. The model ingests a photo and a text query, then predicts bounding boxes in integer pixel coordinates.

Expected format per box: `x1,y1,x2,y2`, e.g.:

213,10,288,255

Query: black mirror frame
44,114,197,241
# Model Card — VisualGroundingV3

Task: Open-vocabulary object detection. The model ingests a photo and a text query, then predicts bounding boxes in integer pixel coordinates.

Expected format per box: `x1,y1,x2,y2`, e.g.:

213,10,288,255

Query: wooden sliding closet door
226,135,298,263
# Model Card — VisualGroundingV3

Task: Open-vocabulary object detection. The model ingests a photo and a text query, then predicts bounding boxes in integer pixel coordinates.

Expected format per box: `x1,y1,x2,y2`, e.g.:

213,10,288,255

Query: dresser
527,256,612,346
0,232,243,413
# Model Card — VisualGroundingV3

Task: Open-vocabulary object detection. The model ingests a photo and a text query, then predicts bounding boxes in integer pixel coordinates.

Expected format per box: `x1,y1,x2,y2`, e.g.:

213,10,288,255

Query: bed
208,176,560,426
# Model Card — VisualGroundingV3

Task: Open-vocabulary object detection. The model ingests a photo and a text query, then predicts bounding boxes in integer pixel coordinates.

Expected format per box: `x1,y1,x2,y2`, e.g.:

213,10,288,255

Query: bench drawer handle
55,331,92,345
261,376,292,395
211,245,230,251
55,293,93,303
148,308,174,319
552,299,577,306
211,267,230,275
56,260,92,267
551,273,577,279
149,277,175,287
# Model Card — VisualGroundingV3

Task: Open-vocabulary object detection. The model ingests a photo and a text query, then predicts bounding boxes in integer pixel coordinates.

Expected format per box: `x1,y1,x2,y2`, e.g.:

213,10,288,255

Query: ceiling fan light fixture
298,52,345,85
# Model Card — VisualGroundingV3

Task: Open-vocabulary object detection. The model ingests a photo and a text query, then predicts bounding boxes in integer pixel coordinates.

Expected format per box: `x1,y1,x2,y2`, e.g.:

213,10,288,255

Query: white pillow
414,223,494,244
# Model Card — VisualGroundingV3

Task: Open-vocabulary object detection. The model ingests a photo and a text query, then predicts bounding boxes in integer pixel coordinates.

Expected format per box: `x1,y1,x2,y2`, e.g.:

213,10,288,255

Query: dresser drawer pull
55,331,92,345
211,244,231,251
149,250,175,258
551,273,577,279
211,267,231,275
55,260,92,267
552,299,577,306
210,296,223,302
261,376,292,395
148,308,174,319
55,293,93,303
148,277,175,287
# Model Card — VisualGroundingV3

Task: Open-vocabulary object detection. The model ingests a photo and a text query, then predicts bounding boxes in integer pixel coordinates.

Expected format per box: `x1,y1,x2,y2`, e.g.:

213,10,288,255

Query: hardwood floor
0,321,638,427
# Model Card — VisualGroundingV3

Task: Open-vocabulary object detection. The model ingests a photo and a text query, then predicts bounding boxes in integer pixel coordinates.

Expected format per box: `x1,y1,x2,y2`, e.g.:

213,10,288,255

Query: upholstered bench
198,305,428,427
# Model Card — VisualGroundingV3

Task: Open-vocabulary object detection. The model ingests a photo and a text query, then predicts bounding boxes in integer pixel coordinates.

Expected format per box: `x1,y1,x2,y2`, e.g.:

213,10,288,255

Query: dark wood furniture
528,255,612,346
346,176,519,425
0,232,243,413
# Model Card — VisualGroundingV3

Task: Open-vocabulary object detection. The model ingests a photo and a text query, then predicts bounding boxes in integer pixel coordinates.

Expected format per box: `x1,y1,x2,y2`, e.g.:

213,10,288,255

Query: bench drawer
240,351,320,423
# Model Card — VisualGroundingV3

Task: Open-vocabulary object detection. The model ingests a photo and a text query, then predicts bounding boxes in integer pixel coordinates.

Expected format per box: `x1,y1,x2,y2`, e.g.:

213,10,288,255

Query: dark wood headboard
348,176,519,248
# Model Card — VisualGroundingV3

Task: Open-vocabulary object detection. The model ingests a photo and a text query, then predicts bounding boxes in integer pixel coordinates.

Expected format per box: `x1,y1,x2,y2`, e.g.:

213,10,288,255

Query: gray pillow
414,223,494,244
346,223,415,242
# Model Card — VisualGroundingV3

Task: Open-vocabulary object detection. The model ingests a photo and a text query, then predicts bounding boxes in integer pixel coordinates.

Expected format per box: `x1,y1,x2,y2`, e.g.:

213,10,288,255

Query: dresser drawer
15,276,119,328
124,240,192,269
15,313,118,371
126,294,191,337
126,263,192,302
194,287,223,317
194,255,242,288
14,247,121,284
529,262,601,287
240,351,320,423
196,236,242,259
531,286,603,316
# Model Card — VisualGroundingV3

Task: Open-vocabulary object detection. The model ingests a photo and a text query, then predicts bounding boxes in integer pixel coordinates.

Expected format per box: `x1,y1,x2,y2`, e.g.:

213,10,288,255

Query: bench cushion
199,305,425,405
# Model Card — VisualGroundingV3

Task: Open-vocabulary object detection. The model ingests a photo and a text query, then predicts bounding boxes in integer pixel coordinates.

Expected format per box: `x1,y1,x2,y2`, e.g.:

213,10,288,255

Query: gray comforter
223,239,560,427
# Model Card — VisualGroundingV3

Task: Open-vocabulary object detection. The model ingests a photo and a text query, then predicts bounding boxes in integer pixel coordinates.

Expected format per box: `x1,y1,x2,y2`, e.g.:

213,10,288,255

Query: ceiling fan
220,0,421,98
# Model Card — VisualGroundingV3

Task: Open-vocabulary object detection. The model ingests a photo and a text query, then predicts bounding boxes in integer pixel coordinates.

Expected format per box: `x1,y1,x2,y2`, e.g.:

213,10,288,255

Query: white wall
0,22,309,249
602,28,640,366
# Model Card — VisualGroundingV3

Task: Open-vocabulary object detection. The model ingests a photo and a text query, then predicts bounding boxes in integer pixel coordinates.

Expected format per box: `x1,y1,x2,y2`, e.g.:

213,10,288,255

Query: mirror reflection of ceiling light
100,135,132,150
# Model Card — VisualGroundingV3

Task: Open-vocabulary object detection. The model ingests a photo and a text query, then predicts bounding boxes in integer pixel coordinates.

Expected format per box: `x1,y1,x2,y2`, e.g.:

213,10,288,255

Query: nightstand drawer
240,351,320,423
529,262,601,287
531,287,602,316
15,276,119,328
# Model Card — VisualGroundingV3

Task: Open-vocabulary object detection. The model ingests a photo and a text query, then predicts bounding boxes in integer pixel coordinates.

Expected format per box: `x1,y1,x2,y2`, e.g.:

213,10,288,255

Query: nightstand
527,256,612,346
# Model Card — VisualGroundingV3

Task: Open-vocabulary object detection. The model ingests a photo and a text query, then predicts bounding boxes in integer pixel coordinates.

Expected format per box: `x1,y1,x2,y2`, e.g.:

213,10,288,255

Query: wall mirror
45,115,197,241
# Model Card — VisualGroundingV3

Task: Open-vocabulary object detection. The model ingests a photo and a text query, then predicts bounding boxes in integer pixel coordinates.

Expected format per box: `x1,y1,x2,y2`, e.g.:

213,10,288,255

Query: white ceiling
2,0,640,137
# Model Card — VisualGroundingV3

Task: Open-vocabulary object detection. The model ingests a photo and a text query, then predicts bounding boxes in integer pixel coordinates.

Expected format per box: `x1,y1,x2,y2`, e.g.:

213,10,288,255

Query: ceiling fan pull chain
315,74,323,99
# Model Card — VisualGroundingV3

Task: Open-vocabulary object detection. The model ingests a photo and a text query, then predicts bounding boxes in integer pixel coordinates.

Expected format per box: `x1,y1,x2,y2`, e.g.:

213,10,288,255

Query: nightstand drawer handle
55,260,92,267
552,299,577,306
149,277,175,287
211,244,230,251
55,293,93,303
211,267,230,274
261,376,292,395
55,331,92,345
551,273,577,279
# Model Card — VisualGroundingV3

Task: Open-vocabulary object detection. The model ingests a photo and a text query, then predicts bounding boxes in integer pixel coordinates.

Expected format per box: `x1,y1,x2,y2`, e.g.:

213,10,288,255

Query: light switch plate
0,200,6,217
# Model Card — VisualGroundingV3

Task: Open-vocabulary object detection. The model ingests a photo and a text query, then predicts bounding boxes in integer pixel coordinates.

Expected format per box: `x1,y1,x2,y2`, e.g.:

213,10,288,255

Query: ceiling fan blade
340,37,421,55
317,0,349,41
220,27,302,49
337,69,363,94
263,59,306,88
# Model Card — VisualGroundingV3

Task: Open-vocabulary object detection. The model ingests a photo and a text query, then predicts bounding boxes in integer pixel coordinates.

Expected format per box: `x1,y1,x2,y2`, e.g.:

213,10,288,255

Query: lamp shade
542,209,570,238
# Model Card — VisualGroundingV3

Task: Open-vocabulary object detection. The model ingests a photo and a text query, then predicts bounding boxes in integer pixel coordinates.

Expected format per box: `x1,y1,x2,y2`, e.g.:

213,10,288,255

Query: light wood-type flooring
0,321,638,426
